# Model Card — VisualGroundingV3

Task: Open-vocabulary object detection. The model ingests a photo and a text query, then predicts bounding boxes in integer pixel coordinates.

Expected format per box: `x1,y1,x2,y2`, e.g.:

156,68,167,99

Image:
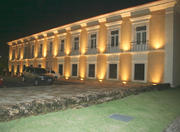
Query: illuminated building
8,0,180,87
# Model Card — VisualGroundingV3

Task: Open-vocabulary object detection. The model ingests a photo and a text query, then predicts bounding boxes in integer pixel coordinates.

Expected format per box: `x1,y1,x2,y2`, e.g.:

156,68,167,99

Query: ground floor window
134,63,145,81
88,64,95,78
72,64,78,77
17,65,20,73
108,64,118,79
11,65,14,73
23,65,26,71
58,64,63,76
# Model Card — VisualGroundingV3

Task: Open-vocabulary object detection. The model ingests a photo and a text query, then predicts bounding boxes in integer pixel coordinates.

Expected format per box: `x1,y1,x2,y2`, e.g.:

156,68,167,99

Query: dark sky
0,0,156,57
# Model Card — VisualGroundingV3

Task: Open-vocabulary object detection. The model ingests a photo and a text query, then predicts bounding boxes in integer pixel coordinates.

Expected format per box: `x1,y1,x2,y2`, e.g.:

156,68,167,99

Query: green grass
0,88,180,132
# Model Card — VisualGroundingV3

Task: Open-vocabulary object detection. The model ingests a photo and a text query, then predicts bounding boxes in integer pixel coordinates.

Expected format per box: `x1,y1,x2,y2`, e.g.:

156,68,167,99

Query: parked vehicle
0,76,3,87
21,67,55,86
46,70,60,79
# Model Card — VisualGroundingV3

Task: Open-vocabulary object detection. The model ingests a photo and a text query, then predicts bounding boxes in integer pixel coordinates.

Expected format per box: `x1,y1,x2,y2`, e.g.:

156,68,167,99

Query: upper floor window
59,39,64,52
24,46,28,59
17,47,21,59
31,45,34,58
12,48,15,60
90,33,97,49
136,26,147,45
130,15,151,51
105,21,122,53
110,30,119,47
39,43,43,57
49,41,53,55
73,37,79,50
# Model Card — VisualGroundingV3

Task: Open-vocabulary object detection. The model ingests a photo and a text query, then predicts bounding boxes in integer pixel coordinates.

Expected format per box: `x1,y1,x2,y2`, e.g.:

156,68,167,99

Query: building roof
8,0,177,45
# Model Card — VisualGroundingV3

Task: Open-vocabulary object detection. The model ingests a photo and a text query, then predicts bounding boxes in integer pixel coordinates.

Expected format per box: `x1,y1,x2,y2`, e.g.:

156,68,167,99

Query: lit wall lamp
99,79,103,83
65,76,69,80
122,81,127,85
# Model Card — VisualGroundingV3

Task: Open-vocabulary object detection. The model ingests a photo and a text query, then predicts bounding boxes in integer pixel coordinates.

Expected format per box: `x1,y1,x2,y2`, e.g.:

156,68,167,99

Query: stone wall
0,83,170,122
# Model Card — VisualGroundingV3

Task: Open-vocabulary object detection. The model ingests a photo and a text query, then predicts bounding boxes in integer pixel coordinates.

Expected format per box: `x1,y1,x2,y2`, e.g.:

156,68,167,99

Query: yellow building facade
8,0,180,86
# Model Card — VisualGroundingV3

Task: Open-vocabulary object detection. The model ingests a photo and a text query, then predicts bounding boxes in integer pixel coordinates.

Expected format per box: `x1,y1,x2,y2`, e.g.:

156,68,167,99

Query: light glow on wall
98,72,106,80
53,46,58,57
122,81,127,85
9,47,12,60
99,79,103,82
80,28,87,55
151,75,161,84
65,76,69,80
98,23,106,54
66,50,70,56
20,64,23,73
148,52,164,84
34,42,38,58
99,46,105,53
153,42,163,49
43,47,47,57
121,73,128,81
120,54,131,82
79,56,86,79
122,44,130,51
20,50,24,59
81,49,86,55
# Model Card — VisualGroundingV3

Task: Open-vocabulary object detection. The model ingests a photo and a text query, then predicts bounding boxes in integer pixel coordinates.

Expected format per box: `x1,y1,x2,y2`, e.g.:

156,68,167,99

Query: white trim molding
105,20,122,28
70,29,82,34
130,15,151,23
86,25,100,32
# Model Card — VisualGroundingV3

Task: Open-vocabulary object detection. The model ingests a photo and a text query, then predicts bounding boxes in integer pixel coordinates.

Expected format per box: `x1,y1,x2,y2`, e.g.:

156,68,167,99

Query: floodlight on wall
99,79,103,83
122,81,127,85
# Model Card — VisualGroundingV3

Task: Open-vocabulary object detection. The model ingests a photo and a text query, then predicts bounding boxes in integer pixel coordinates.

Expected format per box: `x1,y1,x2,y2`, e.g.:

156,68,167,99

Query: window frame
87,62,97,79
106,62,119,80
58,35,66,54
135,24,148,45
132,61,147,83
130,15,151,46
86,26,99,51
58,63,64,76
48,39,53,56
71,63,79,77
71,33,81,52
38,40,43,58
105,21,122,50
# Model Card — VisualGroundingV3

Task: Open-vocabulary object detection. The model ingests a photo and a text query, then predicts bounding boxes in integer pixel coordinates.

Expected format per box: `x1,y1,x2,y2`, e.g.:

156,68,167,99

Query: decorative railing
85,47,98,55
105,45,121,53
70,48,80,55
38,53,43,58
57,51,65,56
130,41,149,52
46,52,53,58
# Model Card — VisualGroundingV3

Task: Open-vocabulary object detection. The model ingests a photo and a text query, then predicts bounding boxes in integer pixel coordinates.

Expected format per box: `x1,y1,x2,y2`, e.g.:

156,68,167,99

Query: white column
164,7,174,86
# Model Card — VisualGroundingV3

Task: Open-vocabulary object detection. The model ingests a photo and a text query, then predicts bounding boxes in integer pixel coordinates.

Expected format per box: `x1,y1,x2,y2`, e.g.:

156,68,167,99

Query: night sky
0,0,156,57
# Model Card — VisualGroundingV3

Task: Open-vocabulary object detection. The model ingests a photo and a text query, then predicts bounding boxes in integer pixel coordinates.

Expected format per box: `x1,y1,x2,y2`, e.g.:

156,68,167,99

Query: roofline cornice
7,0,177,45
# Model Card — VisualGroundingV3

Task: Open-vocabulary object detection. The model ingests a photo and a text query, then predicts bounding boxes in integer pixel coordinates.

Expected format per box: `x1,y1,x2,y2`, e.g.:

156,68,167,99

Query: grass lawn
0,88,180,132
